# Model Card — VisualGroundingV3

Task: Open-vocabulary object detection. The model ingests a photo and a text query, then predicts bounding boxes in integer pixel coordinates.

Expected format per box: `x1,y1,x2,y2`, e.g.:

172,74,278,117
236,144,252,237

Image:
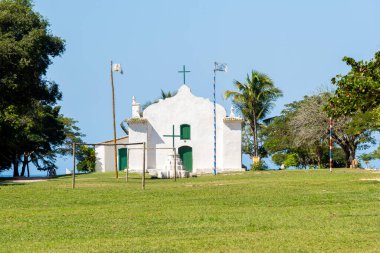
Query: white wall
95,146,105,172
222,120,243,171
128,123,147,172
95,138,129,173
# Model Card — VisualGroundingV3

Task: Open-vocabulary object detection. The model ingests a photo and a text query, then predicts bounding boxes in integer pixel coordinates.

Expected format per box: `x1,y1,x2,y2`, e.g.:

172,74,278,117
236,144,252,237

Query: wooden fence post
142,142,146,190
126,148,130,182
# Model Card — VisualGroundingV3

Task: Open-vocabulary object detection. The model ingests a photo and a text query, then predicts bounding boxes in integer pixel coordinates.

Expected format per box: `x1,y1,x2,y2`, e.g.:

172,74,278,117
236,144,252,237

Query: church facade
95,84,243,175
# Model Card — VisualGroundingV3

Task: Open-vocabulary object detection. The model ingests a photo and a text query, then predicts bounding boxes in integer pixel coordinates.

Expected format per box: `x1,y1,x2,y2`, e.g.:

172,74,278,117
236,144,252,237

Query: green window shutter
180,124,191,140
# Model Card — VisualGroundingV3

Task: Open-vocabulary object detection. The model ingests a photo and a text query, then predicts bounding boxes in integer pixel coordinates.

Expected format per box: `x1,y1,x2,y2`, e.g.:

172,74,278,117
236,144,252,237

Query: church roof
97,136,129,144
143,84,226,115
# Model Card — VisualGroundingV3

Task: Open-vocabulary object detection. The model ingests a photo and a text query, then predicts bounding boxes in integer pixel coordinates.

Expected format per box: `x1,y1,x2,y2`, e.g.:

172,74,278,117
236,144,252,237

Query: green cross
163,125,181,149
178,65,190,84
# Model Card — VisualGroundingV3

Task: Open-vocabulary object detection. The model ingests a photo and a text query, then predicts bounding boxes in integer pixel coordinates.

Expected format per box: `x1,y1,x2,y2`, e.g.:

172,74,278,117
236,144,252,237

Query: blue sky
4,0,380,175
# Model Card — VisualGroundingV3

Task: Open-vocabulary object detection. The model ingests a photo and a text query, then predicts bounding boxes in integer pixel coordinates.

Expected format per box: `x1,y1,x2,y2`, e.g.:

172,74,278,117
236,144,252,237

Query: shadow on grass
0,182,26,186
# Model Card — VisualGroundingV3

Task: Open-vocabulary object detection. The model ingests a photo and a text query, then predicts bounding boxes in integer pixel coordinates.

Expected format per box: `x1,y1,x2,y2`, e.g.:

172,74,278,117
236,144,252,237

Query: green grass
0,169,379,253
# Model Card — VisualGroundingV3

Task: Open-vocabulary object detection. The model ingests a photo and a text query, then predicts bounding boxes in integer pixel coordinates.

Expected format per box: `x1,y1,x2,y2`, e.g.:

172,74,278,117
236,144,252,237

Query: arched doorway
178,146,192,172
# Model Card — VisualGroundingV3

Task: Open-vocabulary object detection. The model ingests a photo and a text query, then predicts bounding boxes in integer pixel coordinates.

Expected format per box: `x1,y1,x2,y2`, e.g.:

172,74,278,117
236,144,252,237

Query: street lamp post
110,61,123,179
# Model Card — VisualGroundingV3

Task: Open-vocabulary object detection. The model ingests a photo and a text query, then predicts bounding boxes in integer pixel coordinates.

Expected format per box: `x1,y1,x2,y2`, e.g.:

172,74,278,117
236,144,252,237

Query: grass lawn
0,169,379,253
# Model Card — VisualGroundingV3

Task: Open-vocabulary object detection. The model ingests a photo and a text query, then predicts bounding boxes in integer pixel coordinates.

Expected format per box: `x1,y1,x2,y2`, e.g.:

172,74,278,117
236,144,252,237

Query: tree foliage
283,153,299,168
0,0,81,176
224,70,283,158
271,153,287,166
328,52,380,117
76,146,96,172
360,146,380,167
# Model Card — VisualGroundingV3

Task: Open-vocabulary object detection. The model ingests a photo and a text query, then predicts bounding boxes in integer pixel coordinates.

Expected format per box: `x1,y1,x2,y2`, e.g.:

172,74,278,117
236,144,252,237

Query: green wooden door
118,148,128,171
179,146,192,172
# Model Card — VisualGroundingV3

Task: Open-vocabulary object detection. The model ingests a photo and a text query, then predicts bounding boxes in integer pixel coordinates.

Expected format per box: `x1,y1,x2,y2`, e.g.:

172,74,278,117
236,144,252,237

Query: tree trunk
332,134,358,169
20,155,27,177
12,155,19,177
252,116,258,157
343,148,350,168
348,146,356,168
27,162,30,177
343,144,357,168
315,146,322,169
318,142,323,169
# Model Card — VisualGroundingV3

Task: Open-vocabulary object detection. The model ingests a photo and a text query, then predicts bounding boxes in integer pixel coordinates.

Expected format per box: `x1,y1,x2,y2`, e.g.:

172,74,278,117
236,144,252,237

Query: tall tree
290,93,374,167
0,0,71,176
224,70,283,159
328,51,380,160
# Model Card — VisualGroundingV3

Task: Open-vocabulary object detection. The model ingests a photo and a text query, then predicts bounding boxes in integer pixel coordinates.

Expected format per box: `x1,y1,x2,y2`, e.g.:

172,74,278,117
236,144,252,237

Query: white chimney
132,96,141,118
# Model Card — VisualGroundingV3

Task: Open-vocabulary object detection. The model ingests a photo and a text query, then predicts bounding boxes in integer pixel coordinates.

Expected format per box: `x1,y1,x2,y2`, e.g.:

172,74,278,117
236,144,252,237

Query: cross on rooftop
178,65,190,84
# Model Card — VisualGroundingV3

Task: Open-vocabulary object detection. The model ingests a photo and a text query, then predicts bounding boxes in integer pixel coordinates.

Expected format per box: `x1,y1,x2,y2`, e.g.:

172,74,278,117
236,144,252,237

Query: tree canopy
328,52,380,117
0,0,81,176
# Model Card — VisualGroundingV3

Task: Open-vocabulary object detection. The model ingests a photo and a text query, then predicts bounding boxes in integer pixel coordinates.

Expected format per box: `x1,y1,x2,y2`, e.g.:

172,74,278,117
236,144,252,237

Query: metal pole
329,117,333,173
174,148,177,182
126,148,130,182
111,60,119,179
213,63,217,175
72,143,76,189
142,142,146,190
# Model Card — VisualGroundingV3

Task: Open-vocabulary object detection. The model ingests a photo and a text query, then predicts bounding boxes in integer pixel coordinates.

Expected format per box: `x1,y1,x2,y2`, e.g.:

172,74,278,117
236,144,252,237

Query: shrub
250,160,268,171
283,153,299,168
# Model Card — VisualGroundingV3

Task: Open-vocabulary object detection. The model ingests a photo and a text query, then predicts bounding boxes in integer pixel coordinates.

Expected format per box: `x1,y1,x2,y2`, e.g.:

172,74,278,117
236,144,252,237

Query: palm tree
224,70,283,159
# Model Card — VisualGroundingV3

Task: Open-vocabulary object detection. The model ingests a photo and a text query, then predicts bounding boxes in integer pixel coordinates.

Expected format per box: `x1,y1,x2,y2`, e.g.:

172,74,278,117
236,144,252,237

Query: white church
95,84,243,177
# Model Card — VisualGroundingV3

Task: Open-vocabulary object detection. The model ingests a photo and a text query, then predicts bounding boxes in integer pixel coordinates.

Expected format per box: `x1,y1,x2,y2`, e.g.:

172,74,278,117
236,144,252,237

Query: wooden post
72,143,76,189
174,148,177,182
142,142,146,190
126,148,130,182
111,60,118,179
